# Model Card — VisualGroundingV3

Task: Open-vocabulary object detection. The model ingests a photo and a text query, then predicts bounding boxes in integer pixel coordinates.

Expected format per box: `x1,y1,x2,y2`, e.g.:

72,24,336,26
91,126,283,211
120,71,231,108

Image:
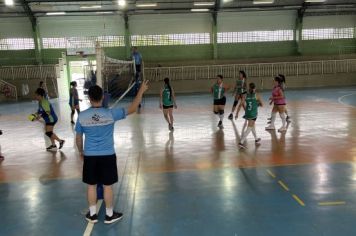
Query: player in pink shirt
266,76,287,132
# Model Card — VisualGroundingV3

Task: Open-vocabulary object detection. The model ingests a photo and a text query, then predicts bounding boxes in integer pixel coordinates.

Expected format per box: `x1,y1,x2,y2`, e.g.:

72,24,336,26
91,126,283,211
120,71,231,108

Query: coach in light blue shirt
75,81,148,225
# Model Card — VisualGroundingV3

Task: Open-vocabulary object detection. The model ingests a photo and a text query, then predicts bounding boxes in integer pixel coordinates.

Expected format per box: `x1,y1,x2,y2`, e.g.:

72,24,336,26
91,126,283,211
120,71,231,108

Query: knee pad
214,111,219,115
233,100,238,107
219,110,224,115
71,110,75,115
45,131,53,138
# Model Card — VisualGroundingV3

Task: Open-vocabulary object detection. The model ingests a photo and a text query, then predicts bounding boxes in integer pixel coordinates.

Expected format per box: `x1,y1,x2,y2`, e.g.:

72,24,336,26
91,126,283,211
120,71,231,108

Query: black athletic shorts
46,122,57,126
163,105,174,109
83,154,118,185
214,96,226,106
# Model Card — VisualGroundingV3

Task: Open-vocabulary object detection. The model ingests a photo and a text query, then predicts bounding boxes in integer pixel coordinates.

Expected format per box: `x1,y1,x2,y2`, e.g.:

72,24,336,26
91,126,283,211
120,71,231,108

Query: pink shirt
272,86,286,105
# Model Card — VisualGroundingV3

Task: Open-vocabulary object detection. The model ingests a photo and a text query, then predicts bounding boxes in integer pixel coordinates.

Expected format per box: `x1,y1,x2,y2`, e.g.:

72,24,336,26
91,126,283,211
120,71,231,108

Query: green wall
0,40,355,66
300,39,356,55
217,41,297,59
0,50,36,65
137,45,213,62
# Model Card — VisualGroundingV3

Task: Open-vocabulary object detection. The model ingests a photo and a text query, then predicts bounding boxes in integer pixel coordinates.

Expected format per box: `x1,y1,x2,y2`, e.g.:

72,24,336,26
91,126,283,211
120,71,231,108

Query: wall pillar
295,8,305,55
124,14,132,60
32,21,43,64
212,12,218,60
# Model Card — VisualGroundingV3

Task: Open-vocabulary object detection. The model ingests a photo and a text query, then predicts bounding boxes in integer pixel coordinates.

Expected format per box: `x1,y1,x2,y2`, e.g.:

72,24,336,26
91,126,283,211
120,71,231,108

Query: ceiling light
305,0,326,2
46,12,66,15
194,2,215,6
5,0,14,6
191,8,210,12
118,0,126,7
136,3,158,7
253,0,274,4
80,5,102,9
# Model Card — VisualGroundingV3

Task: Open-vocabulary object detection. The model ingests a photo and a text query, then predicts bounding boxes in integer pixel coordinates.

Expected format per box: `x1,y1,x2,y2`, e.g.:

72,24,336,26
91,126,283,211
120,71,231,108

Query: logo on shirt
92,114,101,122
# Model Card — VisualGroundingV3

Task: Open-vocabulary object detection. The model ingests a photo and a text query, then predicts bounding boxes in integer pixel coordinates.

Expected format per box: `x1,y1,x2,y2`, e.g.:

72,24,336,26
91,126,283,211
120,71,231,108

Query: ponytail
164,77,172,101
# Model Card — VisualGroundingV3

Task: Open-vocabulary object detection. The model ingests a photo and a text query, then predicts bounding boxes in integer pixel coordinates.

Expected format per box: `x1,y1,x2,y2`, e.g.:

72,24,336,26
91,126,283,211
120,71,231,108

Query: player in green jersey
228,70,247,120
211,75,230,129
238,82,263,149
160,78,177,131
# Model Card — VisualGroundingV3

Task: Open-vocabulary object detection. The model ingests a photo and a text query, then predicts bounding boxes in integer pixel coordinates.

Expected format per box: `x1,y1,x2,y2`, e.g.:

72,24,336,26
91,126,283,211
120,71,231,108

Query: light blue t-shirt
75,107,127,156
132,52,142,65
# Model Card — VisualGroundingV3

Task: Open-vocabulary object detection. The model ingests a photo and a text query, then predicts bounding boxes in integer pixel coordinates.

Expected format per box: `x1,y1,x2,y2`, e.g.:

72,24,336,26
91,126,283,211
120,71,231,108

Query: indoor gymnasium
1,0,356,235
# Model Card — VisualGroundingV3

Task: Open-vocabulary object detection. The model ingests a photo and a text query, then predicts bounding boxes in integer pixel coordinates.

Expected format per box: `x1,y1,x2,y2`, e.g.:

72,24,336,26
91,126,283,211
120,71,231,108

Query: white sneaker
278,127,287,132
265,125,275,130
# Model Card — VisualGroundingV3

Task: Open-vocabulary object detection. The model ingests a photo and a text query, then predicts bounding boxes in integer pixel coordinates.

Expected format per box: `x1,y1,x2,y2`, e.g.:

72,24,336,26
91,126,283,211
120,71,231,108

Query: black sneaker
255,138,261,143
71,121,75,125
228,113,233,120
218,120,222,127
85,212,98,223
46,145,57,151
238,142,246,149
104,211,123,224
59,140,65,149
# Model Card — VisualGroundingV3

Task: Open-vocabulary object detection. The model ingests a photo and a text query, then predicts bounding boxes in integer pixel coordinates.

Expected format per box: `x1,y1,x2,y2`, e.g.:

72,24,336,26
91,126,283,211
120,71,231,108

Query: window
42,36,125,49
0,38,35,50
131,33,210,46
217,30,294,43
302,28,354,40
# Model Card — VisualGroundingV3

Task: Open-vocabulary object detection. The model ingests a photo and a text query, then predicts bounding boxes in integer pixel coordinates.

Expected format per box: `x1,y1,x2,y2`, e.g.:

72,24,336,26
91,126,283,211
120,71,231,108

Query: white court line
338,92,356,107
83,199,103,236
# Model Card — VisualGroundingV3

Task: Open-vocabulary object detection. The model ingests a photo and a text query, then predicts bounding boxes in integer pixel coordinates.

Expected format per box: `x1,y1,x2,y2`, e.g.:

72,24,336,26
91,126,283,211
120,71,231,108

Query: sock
241,127,252,143
89,205,97,216
270,113,276,126
106,208,113,217
242,120,247,134
219,113,224,121
280,113,286,128
251,126,257,139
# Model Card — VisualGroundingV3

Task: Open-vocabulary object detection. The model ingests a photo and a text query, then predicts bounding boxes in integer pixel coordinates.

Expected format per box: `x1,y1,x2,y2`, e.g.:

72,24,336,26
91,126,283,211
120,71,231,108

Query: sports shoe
267,117,272,120
218,121,223,129
255,138,261,143
228,113,233,120
278,127,287,132
71,121,75,125
238,142,246,149
85,212,98,224
267,121,271,124
104,211,123,224
265,125,275,130
59,140,65,149
286,116,291,122
0,156,4,161
46,145,57,151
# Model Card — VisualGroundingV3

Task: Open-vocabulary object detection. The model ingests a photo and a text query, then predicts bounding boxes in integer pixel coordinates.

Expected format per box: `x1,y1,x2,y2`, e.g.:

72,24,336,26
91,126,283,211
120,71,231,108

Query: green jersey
162,85,173,106
236,78,246,94
244,92,258,119
213,83,225,100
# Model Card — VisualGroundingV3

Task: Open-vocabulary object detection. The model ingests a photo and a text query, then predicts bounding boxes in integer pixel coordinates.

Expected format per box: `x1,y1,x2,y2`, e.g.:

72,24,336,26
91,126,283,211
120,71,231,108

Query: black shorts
214,96,226,106
83,154,118,185
244,116,257,121
46,122,57,126
163,105,173,109
135,64,142,73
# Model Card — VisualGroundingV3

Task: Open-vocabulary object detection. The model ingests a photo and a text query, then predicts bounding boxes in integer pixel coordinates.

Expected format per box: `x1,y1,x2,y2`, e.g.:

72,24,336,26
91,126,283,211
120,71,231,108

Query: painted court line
83,199,103,236
266,169,276,178
318,201,346,206
278,180,290,192
338,92,356,107
292,194,305,207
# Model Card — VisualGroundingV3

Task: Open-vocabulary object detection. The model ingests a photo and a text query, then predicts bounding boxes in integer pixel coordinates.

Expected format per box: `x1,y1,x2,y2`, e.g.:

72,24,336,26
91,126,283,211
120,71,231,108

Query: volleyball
28,114,37,121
